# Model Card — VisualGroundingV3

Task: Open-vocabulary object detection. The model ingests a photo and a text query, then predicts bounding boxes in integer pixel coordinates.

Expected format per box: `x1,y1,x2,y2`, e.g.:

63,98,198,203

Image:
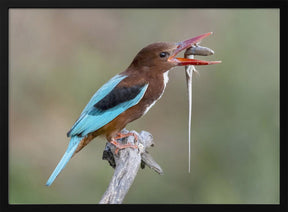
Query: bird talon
114,132,138,142
110,139,138,155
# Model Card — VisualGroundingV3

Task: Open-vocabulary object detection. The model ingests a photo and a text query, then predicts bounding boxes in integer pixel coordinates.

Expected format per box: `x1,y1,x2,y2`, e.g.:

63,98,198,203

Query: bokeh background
9,9,279,204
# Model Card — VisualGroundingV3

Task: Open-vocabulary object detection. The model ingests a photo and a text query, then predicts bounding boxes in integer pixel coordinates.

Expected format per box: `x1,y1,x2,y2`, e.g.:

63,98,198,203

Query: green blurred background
9,9,279,204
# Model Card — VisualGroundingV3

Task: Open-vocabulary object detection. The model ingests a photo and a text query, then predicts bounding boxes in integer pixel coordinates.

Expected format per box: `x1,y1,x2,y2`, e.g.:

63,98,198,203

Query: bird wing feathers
67,74,148,137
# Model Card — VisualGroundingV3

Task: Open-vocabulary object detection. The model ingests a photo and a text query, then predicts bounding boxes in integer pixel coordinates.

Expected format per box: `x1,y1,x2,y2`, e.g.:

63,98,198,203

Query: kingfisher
46,32,221,186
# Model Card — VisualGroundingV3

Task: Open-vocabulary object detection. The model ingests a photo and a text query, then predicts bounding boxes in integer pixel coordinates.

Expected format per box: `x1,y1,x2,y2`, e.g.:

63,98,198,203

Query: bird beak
168,32,221,66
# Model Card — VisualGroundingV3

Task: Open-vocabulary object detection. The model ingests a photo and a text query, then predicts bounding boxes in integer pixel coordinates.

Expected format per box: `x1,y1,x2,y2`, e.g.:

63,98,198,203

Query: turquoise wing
67,75,148,137
80,74,127,116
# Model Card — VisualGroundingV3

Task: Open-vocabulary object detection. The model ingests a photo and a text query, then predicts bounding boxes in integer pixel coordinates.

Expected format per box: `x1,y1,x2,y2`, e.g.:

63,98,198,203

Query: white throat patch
163,71,169,87
143,71,169,115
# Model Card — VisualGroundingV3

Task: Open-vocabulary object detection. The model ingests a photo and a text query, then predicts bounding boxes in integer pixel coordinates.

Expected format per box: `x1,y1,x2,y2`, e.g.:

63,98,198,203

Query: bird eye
159,52,169,58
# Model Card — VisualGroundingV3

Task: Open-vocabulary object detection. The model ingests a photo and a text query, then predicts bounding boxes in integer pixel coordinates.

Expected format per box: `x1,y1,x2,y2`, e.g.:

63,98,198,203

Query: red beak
168,32,221,66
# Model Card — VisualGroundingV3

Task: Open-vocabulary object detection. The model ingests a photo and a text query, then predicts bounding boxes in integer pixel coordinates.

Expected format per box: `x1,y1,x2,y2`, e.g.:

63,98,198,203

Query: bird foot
114,132,138,141
110,140,138,155
110,132,139,154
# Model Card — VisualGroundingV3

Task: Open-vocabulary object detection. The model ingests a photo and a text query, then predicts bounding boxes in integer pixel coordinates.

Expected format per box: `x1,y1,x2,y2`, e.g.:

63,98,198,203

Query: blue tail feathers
46,136,82,186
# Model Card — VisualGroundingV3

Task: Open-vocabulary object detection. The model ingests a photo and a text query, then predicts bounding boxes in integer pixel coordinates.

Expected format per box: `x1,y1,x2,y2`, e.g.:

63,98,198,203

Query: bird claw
111,140,138,155
114,132,138,141
110,132,139,155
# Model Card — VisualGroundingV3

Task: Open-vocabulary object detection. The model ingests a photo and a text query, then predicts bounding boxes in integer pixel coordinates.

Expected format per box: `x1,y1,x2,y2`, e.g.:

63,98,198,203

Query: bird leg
110,132,139,154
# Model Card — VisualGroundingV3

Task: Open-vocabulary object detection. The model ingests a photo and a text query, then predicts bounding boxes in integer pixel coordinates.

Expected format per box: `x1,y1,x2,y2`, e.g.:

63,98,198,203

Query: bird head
130,32,221,73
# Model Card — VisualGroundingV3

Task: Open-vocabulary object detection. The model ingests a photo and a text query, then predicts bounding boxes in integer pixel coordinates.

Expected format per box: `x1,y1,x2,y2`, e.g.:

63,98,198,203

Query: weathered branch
99,129,163,204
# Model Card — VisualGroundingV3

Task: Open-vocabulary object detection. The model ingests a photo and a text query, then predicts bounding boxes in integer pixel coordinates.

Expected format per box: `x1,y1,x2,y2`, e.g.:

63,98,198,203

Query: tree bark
99,129,163,204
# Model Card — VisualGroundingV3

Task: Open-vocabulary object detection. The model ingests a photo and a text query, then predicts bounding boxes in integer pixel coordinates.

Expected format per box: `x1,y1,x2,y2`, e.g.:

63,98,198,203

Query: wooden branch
99,129,163,204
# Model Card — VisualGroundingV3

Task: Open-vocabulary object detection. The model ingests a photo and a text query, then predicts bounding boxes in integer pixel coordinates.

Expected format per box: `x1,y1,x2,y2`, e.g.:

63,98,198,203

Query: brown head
128,32,221,74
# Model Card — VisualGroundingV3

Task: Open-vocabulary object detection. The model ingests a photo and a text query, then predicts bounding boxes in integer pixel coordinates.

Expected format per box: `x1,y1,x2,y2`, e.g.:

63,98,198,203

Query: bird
46,32,221,186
